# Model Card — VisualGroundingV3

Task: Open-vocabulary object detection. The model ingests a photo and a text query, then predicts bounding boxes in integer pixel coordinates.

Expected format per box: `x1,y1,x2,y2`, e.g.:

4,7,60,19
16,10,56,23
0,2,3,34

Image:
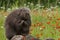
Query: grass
0,14,6,40
0,8,60,40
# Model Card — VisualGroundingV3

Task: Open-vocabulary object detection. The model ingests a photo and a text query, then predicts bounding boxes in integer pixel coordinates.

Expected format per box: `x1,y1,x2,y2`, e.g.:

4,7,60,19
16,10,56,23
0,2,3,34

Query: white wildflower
31,3,34,6
5,16,7,18
28,2,30,4
24,4,26,6
1,26,3,29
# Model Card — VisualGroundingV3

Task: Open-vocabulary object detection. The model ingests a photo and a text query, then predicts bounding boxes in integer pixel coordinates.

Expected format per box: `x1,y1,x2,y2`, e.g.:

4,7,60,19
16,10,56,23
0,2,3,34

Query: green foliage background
0,0,60,10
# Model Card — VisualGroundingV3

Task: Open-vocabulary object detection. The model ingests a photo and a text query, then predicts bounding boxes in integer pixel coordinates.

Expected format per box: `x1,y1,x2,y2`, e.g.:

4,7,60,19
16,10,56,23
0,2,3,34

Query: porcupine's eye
22,18,27,21
21,16,27,21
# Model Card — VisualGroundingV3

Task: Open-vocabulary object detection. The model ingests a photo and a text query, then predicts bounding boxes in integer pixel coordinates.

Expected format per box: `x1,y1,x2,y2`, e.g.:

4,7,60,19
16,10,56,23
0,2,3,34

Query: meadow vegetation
0,7,60,40
0,0,60,40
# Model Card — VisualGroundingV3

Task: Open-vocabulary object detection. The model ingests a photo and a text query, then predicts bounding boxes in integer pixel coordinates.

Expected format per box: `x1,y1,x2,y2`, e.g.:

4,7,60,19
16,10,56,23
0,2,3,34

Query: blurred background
0,0,60,40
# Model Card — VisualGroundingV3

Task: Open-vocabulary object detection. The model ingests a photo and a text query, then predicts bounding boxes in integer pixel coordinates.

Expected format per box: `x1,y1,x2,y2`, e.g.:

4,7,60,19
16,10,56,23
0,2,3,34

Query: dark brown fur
4,7,31,40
